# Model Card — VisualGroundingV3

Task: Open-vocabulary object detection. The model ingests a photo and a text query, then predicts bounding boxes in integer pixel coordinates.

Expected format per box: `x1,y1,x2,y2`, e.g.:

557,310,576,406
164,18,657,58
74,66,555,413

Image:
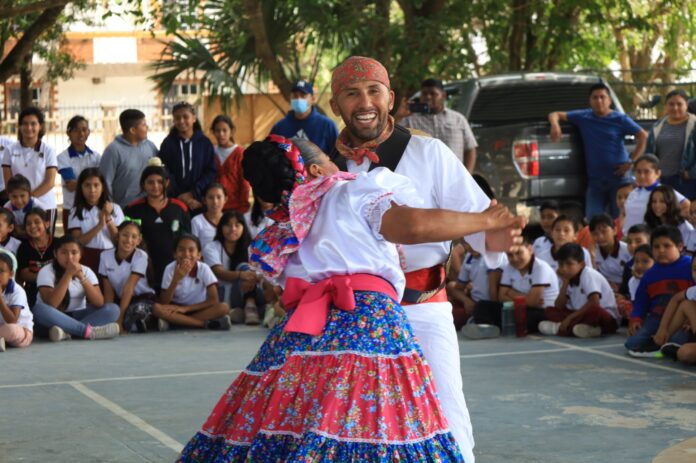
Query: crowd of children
0,106,269,352
448,154,696,366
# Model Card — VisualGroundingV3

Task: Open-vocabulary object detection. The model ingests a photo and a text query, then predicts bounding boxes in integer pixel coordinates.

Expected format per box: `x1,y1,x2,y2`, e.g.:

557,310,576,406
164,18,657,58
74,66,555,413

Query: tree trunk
508,0,528,71
20,53,33,110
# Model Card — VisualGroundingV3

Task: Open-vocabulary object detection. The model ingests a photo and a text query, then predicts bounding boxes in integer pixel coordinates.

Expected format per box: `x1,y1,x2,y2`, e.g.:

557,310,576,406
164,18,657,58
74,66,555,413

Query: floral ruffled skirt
178,291,465,462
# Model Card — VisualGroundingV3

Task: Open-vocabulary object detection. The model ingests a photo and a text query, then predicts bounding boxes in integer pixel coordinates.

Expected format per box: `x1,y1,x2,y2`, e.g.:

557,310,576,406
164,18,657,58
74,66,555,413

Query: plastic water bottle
501,301,515,336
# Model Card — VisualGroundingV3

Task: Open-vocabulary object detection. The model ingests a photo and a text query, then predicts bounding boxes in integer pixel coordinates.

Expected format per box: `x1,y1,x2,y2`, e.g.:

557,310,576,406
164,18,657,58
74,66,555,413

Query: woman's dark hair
73,168,112,220
242,140,296,204
170,102,202,134
174,232,201,252
211,114,235,143
665,89,689,104
214,211,251,268
645,185,683,229
17,106,46,143
52,235,83,311
250,194,265,227
24,207,49,228
139,165,169,196
67,115,88,132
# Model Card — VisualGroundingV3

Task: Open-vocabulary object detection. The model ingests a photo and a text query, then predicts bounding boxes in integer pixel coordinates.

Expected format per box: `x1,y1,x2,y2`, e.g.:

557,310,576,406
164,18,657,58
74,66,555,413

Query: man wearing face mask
270,80,339,154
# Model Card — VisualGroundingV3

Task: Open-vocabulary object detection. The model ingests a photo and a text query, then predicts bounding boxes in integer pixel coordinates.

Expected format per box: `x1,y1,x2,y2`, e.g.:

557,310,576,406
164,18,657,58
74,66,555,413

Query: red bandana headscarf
332,56,395,165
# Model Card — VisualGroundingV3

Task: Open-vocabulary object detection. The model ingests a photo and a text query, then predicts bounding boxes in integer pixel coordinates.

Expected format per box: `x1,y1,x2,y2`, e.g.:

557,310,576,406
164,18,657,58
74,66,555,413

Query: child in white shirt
0,252,33,351
0,209,20,255
589,213,631,289
628,245,654,302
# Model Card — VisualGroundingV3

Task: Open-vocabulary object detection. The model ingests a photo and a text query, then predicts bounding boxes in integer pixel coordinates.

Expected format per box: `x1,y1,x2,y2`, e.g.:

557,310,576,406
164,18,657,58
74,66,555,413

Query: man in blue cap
270,80,339,154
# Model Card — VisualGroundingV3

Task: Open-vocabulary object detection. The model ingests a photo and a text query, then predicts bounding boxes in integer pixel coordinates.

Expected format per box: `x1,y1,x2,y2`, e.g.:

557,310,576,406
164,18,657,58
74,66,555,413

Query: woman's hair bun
242,140,296,203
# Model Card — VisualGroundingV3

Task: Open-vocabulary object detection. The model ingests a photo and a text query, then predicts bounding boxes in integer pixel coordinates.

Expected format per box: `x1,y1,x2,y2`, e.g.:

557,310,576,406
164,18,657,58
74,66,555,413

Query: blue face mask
291,98,309,114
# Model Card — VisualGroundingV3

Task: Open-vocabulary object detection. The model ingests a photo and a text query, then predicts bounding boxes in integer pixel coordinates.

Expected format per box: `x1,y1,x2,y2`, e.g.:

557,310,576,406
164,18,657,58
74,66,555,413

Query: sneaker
660,342,682,361
462,323,500,340
628,339,662,358
0,337,5,352
538,321,560,336
205,315,232,331
157,318,170,332
244,305,261,325
89,323,120,340
49,326,71,342
262,304,276,328
229,307,245,324
572,324,602,338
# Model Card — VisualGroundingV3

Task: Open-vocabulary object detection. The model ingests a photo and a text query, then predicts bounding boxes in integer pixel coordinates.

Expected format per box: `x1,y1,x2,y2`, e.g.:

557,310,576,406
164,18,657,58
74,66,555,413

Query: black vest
330,124,412,173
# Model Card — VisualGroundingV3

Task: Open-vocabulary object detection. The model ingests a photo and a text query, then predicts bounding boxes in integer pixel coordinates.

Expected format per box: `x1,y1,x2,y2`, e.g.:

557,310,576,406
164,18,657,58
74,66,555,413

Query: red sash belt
402,265,448,305
282,274,398,336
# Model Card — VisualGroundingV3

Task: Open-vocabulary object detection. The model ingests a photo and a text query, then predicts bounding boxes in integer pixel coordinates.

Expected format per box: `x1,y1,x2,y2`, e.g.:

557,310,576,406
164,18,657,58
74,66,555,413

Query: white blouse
281,169,420,300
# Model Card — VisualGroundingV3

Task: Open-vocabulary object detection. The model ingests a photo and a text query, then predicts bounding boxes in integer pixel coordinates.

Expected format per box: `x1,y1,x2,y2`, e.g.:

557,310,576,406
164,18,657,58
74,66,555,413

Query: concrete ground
1,326,695,463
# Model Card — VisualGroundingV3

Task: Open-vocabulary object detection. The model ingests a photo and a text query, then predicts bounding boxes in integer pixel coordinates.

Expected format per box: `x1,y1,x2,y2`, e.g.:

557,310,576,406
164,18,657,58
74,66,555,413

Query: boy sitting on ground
538,243,620,338
628,245,654,303
626,225,693,356
590,213,631,290
498,234,559,333
537,215,593,274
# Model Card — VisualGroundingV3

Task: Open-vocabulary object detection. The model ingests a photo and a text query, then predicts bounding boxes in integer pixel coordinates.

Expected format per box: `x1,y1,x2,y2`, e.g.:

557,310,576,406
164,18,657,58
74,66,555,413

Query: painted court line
460,347,571,358
0,368,244,390
533,336,696,378
70,382,184,453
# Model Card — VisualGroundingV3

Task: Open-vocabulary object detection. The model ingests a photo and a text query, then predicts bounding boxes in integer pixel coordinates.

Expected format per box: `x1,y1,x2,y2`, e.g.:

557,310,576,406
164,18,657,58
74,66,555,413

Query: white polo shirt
685,285,696,302
4,197,49,227
2,140,58,208
685,229,696,254
98,248,154,298
191,214,218,250
0,136,14,192
623,183,686,235
36,264,99,312
0,236,21,255
565,266,619,320
536,246,594,273
57,146,101,210
68,204,124,249
679,221,694,243
458,252,506,302
161,260,217,306
628,276,641,301
532,235,553,256
0,280,32,331
500,256,559,307
594,240,631,285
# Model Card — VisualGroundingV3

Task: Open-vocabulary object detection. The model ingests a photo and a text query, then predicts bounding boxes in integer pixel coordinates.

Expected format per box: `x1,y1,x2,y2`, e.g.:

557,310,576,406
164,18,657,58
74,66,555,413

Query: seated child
623,154,689,235
499,235,559,333
99,221,157,333
538,243,620,338
532,201,559,255
626,225,693,356
0,251,33,351
32,235,120,342
4,174,49,238
0,209,21,255
614,182,634,240
536,215,593,273
619,224,651,297
644,185,693,242
16,208,54,306
191,183,227,250
154,233,231,331
628,245,654,302
589,214,631,289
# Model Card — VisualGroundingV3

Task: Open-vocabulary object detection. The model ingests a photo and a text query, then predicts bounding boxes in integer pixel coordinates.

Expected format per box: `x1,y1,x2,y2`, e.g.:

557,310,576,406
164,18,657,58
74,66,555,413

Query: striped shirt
401,109,477,164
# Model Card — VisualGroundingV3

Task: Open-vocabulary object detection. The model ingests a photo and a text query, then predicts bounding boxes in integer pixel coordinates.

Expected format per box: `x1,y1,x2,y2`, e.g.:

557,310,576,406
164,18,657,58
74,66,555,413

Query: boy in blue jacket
627,225,693,356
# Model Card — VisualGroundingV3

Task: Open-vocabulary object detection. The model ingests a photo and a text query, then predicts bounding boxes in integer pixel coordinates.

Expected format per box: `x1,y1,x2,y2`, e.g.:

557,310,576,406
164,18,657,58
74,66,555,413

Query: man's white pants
403,300,475,463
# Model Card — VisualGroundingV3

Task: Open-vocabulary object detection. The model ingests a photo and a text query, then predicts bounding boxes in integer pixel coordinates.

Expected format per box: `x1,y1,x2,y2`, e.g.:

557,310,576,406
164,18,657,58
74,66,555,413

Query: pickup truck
443,72,654,222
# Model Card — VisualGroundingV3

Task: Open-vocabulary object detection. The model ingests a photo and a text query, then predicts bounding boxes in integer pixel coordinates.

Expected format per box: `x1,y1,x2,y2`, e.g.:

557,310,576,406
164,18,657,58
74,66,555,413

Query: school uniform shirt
2,140,58,208
57,146,101,210
565,266,619,320
628,276,641,301
457,252,505,302
36,264,99,312
622,182,687,235
0,280,32,331
536,246,594,273
679,221,694,243
68,204,124,249
500,256,559,307
244,211,274,240
124,198,191,287
0,136,15,191
532,235,553,256
98,248,155,298
0,235,21,255
685,229,696,254
4,197,49,227
161,260,217,306
191,214,218,251
594,239,631,285
202,240,246,271
685,285,696,302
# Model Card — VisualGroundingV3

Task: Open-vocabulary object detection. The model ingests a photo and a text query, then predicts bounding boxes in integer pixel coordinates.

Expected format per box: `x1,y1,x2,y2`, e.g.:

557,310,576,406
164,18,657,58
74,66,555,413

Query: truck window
459,82,605,126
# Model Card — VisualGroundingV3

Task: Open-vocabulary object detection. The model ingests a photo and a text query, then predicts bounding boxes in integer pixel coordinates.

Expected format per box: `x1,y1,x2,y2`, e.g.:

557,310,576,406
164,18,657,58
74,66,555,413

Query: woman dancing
178,136,523,462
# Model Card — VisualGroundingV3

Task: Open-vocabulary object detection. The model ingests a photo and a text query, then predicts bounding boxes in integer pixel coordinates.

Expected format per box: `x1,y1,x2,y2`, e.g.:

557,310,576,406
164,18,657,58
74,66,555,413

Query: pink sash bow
281,274,398,336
